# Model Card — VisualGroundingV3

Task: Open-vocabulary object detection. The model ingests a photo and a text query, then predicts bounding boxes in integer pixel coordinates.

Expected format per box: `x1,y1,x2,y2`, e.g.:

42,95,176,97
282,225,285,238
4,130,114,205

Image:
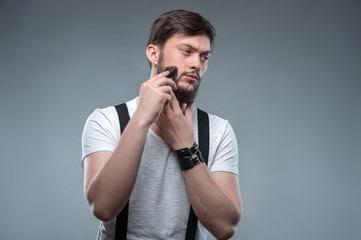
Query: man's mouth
184,73,199,82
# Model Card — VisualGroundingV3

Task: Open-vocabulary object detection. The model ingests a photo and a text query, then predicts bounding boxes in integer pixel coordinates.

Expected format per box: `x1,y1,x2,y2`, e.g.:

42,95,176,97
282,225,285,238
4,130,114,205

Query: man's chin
174,89,197,103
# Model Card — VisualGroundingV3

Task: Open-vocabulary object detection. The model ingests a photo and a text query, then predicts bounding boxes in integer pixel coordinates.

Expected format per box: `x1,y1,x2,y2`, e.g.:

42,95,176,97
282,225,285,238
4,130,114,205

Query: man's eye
182,49,191,55
201,56,209,62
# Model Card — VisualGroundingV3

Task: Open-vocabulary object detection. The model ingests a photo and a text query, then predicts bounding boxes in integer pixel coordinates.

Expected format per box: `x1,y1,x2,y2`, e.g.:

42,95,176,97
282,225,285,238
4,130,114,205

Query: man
81,10,242,240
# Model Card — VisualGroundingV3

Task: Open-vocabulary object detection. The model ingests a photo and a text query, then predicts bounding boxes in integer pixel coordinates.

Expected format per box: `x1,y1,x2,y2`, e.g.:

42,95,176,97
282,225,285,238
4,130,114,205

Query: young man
81,10,242,240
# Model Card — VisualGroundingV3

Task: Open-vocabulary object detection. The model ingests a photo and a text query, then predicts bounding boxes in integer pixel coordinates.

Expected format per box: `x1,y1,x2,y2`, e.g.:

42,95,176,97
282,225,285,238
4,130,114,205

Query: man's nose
188,54,201,71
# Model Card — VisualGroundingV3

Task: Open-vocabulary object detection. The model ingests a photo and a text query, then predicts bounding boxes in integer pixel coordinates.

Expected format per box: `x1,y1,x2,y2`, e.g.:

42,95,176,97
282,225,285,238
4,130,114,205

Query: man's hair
147,10,216,66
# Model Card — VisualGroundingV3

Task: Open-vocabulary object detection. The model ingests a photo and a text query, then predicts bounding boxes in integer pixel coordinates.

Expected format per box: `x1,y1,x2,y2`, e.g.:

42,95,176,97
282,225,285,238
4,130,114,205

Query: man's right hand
135,71,177,125
84,71,177,222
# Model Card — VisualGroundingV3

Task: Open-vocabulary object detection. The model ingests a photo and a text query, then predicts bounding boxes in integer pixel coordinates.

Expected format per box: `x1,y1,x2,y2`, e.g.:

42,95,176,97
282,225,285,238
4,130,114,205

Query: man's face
156,34,211,103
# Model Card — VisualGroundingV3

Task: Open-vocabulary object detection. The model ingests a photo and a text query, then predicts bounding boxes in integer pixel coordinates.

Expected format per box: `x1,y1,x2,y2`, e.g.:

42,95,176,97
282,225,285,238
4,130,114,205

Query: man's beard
157,52,201,103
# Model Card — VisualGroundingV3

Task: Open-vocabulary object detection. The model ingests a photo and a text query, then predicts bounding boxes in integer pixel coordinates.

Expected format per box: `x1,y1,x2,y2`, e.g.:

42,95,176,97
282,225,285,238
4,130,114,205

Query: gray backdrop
1,0,360,239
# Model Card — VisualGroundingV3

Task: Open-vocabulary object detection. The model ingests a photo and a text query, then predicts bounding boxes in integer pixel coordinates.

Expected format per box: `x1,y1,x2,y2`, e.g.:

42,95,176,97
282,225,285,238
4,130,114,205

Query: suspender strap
114,104,210,240
116,103,130,133
114,103,130,240
115,202,129,240
197,108,210,166
185,108,209,240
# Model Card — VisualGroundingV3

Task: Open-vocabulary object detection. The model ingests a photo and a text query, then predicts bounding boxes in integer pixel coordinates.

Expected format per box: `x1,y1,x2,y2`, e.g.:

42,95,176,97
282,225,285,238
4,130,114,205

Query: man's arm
83,71,176,222
155,96,242,239
182,166,242,240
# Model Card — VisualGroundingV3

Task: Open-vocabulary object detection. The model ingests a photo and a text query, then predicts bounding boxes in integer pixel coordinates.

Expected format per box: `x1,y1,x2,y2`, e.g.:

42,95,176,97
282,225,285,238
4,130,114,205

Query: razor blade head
165,67,178,80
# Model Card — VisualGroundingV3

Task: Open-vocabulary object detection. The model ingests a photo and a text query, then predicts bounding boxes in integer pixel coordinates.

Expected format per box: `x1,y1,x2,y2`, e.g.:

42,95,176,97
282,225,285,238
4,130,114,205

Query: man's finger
169,92,181,112
184,101,194,120
153,77,177,90
162,98,172,115
148,71,170,83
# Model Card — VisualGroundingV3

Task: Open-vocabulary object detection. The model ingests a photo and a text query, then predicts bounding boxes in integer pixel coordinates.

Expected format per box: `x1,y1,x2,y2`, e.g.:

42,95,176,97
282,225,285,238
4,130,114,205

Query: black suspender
197,108,210,165
116,103,130,133
114,103,209,240
114,103,130,240
185,108,209,240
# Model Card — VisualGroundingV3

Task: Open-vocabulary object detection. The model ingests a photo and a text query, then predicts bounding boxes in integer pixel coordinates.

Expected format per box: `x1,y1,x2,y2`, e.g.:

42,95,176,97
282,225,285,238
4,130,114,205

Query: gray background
0,0,360,239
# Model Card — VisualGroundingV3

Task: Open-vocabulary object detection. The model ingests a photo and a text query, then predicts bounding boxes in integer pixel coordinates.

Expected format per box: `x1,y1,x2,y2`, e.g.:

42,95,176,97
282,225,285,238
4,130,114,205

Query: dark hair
147,10,216,58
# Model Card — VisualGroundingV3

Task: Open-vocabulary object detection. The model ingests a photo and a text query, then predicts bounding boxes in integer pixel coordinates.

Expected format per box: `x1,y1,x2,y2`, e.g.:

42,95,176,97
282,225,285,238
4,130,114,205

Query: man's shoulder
89,97,137,121
197,108,230,129
89,105,117,122
199,109,237,141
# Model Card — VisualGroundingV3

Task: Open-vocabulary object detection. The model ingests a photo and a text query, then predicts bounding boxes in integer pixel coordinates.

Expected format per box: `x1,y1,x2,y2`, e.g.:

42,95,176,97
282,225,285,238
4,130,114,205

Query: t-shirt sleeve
81,107,118,167
210,120,239,175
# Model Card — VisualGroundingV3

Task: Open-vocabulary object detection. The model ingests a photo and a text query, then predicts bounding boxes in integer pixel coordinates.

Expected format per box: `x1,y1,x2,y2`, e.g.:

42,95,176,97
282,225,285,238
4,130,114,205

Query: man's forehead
166,34,211,52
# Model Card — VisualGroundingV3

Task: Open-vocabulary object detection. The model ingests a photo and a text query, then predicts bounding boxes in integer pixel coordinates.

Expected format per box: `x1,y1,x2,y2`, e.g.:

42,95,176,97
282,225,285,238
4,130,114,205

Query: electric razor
165,66,178,80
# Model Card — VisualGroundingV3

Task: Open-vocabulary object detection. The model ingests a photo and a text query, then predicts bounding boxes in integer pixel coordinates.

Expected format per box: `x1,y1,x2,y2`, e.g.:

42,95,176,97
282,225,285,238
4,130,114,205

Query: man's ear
146,44,160,66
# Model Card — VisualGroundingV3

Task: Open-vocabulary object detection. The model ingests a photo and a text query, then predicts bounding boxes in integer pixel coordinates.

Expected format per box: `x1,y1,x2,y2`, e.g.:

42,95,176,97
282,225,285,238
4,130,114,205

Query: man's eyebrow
179,44,211,55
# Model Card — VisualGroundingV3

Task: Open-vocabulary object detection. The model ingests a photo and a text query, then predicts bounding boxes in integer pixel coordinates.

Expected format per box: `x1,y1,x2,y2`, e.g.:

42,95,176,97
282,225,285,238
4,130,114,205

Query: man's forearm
84,71,177,222
85,112,150,221
182,164,242,240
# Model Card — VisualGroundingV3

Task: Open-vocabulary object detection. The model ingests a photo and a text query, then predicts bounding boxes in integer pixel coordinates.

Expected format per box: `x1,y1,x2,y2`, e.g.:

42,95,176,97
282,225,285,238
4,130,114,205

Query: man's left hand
155,94,194,150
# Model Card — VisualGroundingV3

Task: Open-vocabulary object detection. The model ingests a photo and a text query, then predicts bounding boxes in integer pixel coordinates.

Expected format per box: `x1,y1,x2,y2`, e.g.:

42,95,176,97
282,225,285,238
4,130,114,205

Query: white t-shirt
81,98,239,240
